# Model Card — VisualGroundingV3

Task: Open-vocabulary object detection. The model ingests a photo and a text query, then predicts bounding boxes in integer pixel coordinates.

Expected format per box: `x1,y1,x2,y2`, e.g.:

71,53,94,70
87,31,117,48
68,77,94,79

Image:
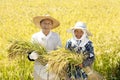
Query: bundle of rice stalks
8,40,91,79
43,48,84,78
8,40,47,64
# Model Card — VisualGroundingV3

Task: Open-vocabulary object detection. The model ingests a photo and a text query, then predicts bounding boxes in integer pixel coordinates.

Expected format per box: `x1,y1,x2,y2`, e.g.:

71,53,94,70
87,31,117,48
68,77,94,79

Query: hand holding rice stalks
43,48,84,78
9,40,103,79
8,40,47,58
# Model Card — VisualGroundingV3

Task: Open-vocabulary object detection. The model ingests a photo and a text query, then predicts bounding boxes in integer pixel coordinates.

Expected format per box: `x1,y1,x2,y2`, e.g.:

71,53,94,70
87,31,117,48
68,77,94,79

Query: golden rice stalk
8,40,47,58
43,48,83,78
8,40,85,78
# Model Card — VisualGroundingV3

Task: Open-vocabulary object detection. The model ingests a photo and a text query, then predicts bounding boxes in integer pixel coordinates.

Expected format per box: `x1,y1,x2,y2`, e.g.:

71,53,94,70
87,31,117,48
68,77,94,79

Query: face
74,29,84,39
40,19,53,31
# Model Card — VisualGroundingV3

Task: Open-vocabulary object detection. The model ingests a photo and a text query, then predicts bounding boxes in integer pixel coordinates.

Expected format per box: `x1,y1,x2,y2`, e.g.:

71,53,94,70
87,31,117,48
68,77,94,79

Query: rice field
0,0,120,80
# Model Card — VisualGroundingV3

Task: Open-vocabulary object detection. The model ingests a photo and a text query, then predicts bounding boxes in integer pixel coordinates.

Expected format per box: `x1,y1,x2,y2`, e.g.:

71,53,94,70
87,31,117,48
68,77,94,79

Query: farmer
65,21,95,80
28,15,62,80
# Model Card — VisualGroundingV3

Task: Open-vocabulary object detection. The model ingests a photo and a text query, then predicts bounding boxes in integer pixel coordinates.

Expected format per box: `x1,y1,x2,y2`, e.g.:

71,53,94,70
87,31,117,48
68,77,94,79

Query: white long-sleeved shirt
31,31,62,79
31,31,62,52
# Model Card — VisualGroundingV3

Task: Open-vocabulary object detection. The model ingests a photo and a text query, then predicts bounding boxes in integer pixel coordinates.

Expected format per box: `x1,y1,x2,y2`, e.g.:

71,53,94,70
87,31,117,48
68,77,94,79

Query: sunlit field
0,0,120,80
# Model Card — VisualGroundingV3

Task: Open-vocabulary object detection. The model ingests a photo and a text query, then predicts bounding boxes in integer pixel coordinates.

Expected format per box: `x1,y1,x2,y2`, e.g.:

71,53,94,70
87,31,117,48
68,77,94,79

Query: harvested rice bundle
8,40,47,64
43,48,84,78
8,40,103,79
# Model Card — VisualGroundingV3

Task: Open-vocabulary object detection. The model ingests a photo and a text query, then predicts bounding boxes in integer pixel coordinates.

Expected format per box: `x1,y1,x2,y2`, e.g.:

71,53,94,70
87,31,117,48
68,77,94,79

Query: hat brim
67,27,92,36
33,16,60,29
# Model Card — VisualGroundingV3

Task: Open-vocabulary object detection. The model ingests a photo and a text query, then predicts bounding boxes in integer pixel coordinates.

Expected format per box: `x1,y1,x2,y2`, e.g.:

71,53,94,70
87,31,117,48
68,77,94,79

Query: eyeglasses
41,22,52,25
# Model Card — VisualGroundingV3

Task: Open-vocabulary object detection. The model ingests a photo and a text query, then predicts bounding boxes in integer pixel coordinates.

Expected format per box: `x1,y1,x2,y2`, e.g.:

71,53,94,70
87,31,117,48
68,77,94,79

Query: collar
40,30,52,40
71,30,89,47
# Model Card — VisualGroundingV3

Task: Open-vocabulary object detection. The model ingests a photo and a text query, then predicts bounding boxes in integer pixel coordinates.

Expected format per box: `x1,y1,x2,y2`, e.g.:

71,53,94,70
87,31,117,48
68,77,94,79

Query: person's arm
54,34,62,50
28,35,39,61
82,41,95,68
57,35,62,48
65,40,72,50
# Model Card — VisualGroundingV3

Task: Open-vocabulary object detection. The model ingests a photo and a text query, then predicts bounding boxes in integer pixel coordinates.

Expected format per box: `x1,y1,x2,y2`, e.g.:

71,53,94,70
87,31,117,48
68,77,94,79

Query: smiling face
40,19,53,35
40,19,53,30
74,29,84,39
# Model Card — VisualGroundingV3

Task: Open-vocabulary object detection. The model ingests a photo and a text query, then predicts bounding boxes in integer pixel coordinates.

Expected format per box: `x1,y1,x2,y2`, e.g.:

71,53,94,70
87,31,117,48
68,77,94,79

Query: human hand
28,51,39,61
79,64,83,68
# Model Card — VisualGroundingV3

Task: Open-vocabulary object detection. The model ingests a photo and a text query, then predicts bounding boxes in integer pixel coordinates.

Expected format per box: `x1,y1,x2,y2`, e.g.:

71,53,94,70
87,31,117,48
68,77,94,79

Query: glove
28,51,39,61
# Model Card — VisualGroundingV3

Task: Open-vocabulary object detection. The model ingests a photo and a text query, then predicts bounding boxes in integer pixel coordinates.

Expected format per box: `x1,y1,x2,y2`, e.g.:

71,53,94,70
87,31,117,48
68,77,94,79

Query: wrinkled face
40,19,53,31
74,29,84,39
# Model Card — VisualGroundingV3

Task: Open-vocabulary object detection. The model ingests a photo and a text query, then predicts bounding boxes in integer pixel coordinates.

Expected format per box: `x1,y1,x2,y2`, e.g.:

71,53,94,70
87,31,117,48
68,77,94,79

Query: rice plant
0,0,120,79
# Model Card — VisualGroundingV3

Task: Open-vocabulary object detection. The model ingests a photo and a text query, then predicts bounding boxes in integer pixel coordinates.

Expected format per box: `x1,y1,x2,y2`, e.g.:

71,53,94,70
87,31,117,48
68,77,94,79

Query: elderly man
28,15,62,80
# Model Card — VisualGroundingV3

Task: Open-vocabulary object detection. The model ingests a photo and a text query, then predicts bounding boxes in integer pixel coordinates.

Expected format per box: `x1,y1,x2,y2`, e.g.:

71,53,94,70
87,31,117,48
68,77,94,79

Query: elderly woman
66,22,95,80
28,15,62,80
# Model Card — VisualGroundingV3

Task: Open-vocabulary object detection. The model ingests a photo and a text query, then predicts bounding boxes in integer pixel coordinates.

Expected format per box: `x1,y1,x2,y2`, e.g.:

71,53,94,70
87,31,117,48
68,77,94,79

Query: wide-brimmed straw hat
67,21,92,36
33,15,60,29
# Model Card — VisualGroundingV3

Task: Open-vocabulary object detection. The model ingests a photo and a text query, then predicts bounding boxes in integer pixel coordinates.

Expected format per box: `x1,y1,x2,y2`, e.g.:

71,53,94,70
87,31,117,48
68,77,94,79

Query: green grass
0,0,120,79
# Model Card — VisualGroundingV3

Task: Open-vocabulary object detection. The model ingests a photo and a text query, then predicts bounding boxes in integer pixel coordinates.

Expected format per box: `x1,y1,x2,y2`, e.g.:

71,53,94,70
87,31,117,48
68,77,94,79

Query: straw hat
33,15,60,29
67,21,92,36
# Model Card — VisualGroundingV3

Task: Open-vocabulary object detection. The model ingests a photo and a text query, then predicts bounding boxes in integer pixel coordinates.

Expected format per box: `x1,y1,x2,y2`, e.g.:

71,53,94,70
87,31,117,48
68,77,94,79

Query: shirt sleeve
82,41,95,67
65,40,70,49
57,35,62,48
31,34,39,44
65,40,75,51
54,34,62,50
